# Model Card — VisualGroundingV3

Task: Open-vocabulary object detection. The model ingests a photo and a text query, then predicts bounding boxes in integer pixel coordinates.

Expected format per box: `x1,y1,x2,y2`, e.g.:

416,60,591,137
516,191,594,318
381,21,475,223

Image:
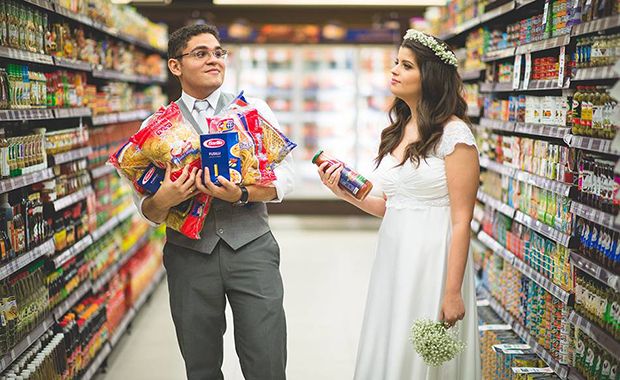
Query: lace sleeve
437,122,478,158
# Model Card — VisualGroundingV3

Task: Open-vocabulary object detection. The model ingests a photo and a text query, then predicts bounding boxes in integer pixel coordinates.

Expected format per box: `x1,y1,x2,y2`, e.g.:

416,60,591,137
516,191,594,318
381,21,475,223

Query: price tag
558,46,566,87
543,1,550,27
523,53,532,90
479,324,512,331
512,367,555,374
513,55,523,90
477,299,490,307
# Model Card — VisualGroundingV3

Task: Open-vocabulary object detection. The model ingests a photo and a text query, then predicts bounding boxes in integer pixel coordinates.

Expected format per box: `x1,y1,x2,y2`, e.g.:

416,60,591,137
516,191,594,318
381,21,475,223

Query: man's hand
196,167,242,203
152,163,199,209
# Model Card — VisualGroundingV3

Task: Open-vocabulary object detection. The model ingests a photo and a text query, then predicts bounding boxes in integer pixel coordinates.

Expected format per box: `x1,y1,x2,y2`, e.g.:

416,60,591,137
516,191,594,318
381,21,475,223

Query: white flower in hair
403,29,458,68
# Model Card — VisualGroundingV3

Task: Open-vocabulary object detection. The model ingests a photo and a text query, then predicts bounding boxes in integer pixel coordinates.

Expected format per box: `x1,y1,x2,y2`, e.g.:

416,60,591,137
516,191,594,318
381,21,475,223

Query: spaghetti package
130,102,203,181
108,102,211,240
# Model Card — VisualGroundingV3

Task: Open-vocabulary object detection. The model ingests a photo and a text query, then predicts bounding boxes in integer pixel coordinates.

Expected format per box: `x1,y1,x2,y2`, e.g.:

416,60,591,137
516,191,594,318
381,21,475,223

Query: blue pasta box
200,132,242,186
137,163,166,194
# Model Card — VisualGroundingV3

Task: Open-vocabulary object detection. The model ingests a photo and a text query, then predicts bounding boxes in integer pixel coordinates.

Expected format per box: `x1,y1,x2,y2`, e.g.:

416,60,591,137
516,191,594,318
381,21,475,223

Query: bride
317,29,481,380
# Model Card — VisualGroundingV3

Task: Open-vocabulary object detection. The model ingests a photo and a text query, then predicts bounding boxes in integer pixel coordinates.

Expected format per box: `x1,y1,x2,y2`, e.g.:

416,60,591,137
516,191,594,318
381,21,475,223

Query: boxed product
200,132,241,185
525,96,542,124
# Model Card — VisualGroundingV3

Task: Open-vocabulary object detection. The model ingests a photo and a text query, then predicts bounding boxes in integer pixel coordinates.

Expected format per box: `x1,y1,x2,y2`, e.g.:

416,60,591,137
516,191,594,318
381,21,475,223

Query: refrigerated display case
225,44,395,199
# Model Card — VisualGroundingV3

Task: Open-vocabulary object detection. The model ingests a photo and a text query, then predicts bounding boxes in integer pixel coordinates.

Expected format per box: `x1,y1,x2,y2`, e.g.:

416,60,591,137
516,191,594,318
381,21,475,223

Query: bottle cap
311,150,324,164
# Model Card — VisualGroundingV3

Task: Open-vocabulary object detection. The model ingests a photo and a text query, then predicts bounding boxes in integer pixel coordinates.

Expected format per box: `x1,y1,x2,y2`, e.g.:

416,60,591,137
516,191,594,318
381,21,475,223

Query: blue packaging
200,132,241,185
137,163,166,194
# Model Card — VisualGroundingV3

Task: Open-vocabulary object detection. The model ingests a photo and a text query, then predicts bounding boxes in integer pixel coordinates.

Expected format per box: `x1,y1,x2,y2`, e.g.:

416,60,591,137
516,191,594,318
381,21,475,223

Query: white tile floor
97,216,380,380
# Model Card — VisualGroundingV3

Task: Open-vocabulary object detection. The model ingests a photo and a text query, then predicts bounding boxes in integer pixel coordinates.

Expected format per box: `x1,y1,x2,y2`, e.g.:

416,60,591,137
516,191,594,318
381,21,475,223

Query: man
133,24,294,380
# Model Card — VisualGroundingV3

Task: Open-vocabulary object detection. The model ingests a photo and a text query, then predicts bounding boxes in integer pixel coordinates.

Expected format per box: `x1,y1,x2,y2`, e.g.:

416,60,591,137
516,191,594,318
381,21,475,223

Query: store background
0,0,618,379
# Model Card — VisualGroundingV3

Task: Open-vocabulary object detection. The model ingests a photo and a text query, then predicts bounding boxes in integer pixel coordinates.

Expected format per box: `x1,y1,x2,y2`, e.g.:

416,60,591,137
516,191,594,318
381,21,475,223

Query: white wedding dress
354,120,481,380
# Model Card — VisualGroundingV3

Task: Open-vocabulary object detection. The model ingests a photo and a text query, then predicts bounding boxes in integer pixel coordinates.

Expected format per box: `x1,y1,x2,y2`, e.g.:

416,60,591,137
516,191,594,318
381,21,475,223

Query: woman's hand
440,292,465,328
317,162,349,199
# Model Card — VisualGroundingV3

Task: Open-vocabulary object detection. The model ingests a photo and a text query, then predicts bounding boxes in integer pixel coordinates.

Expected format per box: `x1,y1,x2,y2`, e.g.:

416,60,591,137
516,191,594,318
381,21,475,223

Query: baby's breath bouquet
410,319,466,367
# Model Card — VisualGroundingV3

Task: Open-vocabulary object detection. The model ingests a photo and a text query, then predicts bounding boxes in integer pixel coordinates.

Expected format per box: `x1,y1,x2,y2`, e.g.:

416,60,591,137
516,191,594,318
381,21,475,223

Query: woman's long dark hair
376,36,469,168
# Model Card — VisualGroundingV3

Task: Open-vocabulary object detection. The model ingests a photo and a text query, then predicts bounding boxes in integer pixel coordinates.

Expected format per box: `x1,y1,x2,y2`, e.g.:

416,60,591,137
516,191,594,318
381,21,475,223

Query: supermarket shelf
476,190,516,218
0,239,55,281
478,231,573,304
468,105,481,117
53,280,91,320
109,308,136,348
53,107,92,119
133,268,166,312
459,68,484,81
516,34,571,55
479,156,573,196
514,211,574,247
568,310,620,360
570,202,619,232
570,251,620,292
91,109,151,126
53,57,93,72
564,134,620,155
0,108,55,121
91,231,148,293
82,343,112,380
482,47,516,62
53,235,93,268
53,187,94,211
523,79,568,91
0,46,54,65
567,368,587,380
515,123,571,139
482,289,569,379
91,69,166,85
573,66,619,81
440,0,516,41
91,164,116,179
479,117,516,132
0,168,54,194
23,0,55,12
0,315,55,373
50,146,93,166
52,4,166,56
91,207,135,242
571,15,620,37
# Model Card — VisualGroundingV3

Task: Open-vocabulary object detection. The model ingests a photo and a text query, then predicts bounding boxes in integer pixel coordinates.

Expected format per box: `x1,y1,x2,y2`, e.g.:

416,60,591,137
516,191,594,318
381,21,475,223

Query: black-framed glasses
173,48,228,61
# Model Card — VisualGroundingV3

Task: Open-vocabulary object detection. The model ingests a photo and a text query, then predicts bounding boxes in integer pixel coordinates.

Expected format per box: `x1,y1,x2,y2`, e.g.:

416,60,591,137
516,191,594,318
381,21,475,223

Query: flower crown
403,29,458,68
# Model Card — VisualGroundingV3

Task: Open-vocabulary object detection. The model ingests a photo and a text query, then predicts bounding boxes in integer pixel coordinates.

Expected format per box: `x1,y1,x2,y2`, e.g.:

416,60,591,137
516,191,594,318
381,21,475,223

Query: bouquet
410,319,466,367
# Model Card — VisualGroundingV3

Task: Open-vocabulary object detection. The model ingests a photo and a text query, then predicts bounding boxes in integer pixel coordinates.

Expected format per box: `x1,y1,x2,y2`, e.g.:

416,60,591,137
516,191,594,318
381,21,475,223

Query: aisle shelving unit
0,1,169,379
441,0,620,377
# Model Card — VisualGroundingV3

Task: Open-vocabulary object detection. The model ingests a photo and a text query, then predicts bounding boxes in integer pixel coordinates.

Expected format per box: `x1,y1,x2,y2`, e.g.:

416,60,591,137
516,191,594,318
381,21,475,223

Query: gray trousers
163,232,287,380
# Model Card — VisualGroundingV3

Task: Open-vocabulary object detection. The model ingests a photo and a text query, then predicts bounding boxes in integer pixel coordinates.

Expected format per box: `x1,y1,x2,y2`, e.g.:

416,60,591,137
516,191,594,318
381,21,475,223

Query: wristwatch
233,185,249,207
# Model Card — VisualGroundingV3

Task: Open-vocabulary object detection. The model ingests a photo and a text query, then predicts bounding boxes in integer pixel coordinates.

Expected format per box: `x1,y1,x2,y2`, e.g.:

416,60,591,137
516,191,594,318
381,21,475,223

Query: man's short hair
168,24,221,59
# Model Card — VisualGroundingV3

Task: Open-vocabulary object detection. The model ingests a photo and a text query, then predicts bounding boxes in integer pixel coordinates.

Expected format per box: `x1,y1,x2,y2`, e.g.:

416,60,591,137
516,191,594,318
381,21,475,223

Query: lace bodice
374,121,477,210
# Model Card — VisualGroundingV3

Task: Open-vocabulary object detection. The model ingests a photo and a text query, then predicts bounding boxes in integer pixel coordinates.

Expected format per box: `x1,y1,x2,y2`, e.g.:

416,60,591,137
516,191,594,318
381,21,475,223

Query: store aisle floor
97,216,380,380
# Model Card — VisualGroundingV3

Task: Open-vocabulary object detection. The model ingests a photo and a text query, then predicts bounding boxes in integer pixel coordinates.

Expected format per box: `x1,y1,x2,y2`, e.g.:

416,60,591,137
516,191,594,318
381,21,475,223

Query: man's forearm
247,185,278,202
142,195,171,224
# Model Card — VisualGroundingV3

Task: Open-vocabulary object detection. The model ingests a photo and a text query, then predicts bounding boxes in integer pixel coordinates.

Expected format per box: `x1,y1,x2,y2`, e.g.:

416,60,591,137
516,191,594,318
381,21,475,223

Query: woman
317,30,481,380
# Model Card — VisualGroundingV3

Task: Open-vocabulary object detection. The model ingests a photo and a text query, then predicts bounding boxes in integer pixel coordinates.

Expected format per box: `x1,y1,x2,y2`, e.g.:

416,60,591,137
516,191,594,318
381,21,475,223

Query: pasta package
130,102,203,180
165,193,212,240
207,113,261,185
108,141,151,194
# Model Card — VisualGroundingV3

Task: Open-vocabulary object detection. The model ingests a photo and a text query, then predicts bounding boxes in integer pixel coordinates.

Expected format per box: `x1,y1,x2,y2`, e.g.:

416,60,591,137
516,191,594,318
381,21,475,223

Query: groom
132,24,294,380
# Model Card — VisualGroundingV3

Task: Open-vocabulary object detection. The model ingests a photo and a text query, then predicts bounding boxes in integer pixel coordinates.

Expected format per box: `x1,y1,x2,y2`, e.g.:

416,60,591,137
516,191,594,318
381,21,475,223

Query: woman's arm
317,162,386,218
441,143,480,326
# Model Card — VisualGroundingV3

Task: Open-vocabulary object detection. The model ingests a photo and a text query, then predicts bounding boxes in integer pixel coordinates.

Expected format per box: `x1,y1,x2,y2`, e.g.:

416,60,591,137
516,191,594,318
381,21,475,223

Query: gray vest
165,93,271,254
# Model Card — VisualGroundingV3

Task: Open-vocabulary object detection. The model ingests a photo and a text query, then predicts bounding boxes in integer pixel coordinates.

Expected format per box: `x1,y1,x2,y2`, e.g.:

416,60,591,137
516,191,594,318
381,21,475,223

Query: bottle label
339,167,368,196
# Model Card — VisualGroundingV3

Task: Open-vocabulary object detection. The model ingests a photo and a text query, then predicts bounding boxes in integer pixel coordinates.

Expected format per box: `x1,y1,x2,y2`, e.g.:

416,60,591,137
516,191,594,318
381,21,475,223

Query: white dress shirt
127,90,296,226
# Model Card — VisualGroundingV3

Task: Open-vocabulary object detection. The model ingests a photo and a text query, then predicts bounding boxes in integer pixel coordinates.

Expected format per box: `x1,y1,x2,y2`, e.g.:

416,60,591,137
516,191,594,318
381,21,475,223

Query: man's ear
168,58,182,77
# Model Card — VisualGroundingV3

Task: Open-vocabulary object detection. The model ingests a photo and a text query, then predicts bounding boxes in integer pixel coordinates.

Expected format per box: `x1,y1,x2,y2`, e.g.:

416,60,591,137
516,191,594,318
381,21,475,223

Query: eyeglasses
173,48,228,61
